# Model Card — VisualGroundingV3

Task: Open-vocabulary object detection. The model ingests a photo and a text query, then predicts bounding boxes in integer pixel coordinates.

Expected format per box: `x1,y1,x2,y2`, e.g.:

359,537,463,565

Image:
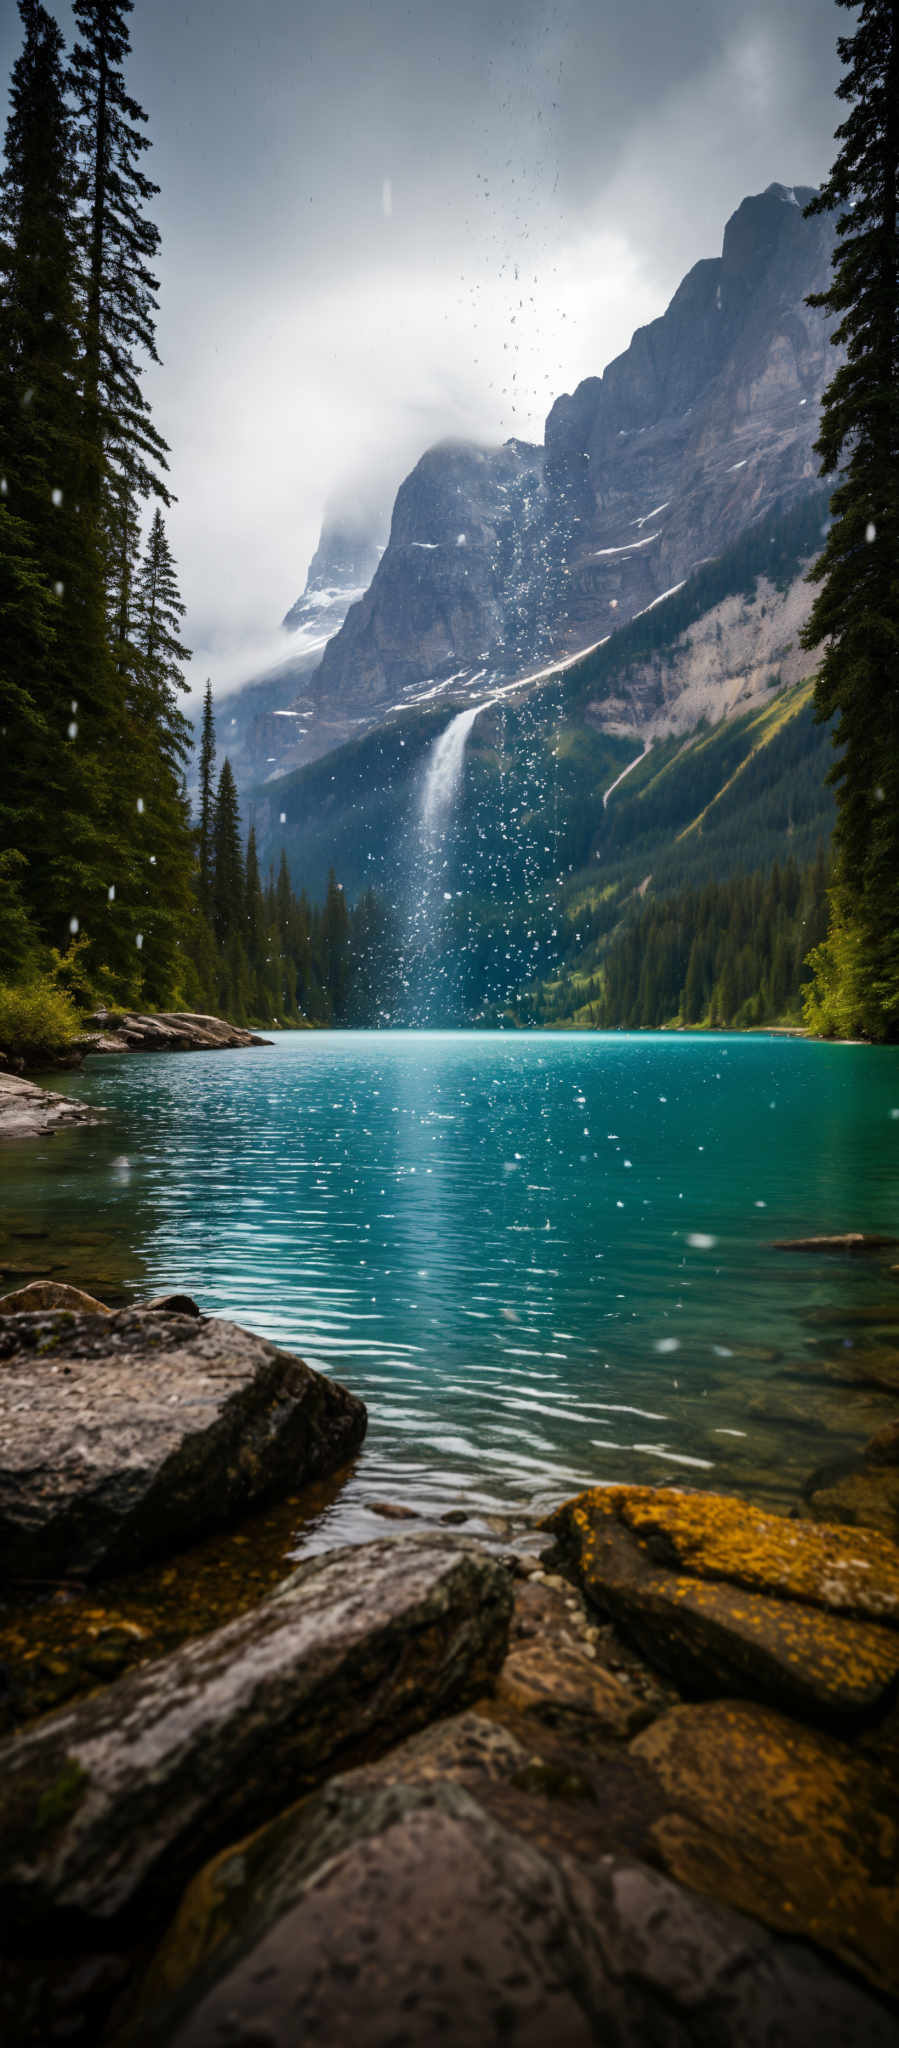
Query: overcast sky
2,0,842,697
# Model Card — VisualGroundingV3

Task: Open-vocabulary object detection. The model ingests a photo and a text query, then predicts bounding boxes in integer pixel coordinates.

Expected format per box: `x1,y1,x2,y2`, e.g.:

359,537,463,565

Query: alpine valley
217,184,840,1026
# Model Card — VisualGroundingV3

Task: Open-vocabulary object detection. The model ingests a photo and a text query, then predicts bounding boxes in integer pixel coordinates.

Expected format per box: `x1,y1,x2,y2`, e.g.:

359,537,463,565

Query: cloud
1,0,841,699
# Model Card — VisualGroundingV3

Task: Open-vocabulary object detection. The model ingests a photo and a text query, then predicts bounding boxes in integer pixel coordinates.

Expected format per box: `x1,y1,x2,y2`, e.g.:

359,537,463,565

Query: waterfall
419,701,488,846
404,699,492,1023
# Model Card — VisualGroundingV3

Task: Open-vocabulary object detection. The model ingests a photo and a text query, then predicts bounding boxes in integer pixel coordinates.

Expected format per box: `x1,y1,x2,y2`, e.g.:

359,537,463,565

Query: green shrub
0,975,81,1066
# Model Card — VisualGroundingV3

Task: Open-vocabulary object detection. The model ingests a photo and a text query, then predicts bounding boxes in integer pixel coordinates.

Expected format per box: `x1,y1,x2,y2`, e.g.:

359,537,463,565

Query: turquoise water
3,1031,898,1548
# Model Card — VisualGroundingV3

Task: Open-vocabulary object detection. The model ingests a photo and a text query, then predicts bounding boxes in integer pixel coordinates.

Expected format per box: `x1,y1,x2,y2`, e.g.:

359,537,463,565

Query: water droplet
136,797,145,814
68,915,79,934
107,884,115,902
136,932,144,949
866,521,876,542
51,486,63,506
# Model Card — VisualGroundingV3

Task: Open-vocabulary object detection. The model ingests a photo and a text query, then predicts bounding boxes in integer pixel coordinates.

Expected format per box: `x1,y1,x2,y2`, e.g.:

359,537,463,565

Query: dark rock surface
0,1310,366,1582
0,1071,101,1142
139,1293,201,1316
0,1537,512,1947
543,1484,899,1725
119,1779,899,2048
803,1456,899,1541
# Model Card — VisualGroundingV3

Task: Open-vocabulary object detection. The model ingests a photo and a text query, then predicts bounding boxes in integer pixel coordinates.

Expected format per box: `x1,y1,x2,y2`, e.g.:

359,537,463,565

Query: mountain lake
3,1029,898,1553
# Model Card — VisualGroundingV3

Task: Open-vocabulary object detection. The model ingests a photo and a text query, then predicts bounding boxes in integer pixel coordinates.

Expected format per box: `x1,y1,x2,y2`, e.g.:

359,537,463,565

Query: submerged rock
0,1310,366,1583
118,1778,898,2048
0,1536,512,1952
773,1233,899,1253
632,1699,899,1997
0,1281,110,1314
543,1485,899,1726
138,1293,201,1316
803,1457,899,1541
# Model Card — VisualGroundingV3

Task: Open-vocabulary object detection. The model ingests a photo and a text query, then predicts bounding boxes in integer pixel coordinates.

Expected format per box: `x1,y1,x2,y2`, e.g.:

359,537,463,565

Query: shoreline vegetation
0,1279,897,2043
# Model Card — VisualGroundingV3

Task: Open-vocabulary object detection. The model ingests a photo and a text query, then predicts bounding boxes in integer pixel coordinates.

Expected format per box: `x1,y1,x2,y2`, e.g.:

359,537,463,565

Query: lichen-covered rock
632,1699,899,1997
0,1281,110,1314
0,1310,366,1582
543,1485,899,1725
0,1536,512,1950
118,1780,899,2048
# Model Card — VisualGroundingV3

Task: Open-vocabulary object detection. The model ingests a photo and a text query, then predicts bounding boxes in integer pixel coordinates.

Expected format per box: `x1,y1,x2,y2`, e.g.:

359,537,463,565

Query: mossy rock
632,1699,899,1996
542,1485,899,1727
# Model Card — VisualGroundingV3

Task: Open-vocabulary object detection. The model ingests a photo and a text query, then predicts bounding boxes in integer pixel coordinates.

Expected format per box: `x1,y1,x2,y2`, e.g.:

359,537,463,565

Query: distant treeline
530,851,830,1030
193,688,399,1028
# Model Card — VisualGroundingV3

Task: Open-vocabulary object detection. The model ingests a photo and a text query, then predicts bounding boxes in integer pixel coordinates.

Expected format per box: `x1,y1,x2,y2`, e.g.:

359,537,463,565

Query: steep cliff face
310,185,834,726
313,438,545,710
544,185,834,644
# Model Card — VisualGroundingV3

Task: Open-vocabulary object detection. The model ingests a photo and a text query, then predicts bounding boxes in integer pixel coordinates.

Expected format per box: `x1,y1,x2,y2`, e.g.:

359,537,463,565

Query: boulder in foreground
543,1485,899,1725
0,1536,512,1946
0,1309,366,1582
119,1778,898,2048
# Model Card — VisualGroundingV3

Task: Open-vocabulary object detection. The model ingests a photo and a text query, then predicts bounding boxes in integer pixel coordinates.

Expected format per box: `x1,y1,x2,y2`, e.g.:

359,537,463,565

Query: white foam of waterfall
419,699,490,845
404,698,493,1022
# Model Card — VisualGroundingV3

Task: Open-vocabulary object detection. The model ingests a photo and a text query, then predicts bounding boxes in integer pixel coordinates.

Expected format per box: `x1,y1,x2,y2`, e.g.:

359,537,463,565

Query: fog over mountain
0,1,841,698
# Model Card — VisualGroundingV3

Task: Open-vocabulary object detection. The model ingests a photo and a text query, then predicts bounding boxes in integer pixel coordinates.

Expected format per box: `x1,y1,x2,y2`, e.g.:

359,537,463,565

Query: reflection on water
2,1031,898,1549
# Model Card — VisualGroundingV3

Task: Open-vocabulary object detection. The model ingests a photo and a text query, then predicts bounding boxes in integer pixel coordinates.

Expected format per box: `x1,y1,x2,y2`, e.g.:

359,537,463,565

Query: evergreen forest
0,0,393,1056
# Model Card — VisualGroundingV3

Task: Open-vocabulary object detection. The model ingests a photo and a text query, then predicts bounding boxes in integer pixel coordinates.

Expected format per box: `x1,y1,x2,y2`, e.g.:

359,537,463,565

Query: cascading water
403,699,492,1023
419,701,487,846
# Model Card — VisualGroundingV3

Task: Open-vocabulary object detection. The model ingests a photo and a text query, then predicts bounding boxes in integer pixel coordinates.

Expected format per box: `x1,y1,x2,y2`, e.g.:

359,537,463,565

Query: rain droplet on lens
69,915,79,934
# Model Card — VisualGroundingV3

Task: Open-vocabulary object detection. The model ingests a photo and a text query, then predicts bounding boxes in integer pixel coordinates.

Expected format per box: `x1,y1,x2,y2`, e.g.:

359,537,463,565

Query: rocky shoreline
0,1011,269,1143
0,1283,897,2045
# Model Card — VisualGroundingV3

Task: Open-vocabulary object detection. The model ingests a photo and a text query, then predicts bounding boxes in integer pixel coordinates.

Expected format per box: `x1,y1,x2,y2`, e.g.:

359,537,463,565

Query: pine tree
67,0,170,517
0,0,113,952
211,759,244,949
323,867,350,1022
197,680,216,913
135,509,191,769
802,0,899,1039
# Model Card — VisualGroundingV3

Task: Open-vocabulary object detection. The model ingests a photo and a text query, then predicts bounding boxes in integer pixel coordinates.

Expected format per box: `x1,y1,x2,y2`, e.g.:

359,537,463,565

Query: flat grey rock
0,1310,366,1581
120,1779,899,2048
0,1071,100,1141
0,1538,512,1950
82,1010,269,1052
